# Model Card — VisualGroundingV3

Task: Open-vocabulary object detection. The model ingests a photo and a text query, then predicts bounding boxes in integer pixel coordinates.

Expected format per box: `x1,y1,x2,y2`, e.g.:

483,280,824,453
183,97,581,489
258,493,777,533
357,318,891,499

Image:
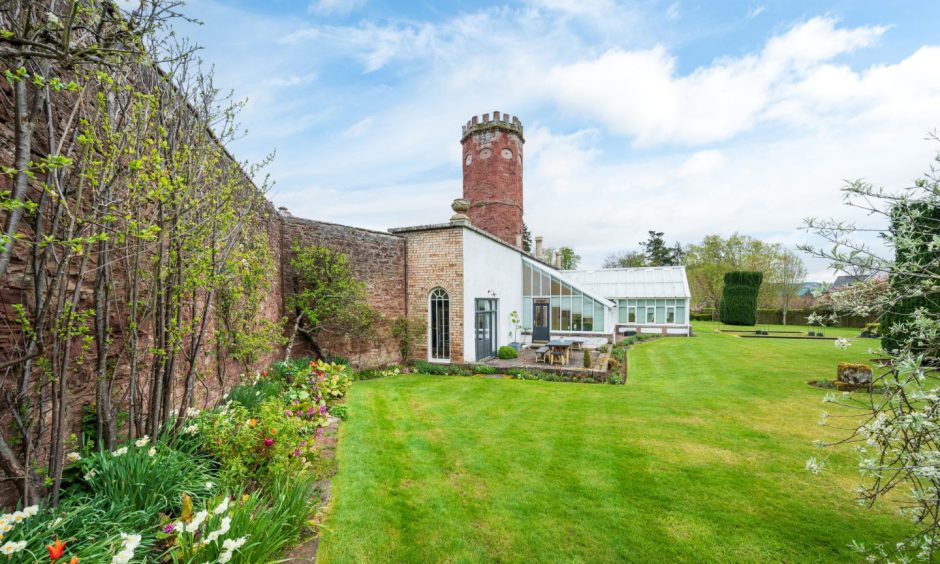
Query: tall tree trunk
95,236,116,449
0,60,48,281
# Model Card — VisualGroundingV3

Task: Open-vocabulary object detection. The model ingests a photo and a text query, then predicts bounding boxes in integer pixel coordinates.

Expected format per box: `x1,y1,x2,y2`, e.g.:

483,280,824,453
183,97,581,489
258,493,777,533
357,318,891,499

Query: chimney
553,250,561,268
535,236,543,259
515,233,523,248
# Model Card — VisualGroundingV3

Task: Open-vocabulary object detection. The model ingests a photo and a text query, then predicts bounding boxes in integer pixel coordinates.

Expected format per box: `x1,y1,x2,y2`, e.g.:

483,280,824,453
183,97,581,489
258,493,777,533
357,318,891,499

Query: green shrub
227,378,284,414
598,344,609,353
719,271,763,326
497,346,518,360
327,355,349,366
474,364,497,375
882,201,940,353
412,361,471,376
582,349,592,369
690,312,713,321
354,365,401,380
330,404,349,420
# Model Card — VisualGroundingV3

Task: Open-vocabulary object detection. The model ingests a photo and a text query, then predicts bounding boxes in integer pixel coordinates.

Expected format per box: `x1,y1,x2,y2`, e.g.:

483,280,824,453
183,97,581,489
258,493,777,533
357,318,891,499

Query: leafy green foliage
412,361,472,376
497,346,518,360
78,438,216,515
165,478,316,563
881,201,940,353
473,365,497,375
391,317,426,362
640,230,680,266
226,379,285,414
287,243,377,357
719,271,763,326
583,349,592,369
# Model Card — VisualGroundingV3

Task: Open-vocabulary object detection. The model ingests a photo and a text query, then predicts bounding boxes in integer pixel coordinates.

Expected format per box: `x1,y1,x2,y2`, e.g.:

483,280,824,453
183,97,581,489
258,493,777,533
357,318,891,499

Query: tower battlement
461,111,524,141
460,111,525,248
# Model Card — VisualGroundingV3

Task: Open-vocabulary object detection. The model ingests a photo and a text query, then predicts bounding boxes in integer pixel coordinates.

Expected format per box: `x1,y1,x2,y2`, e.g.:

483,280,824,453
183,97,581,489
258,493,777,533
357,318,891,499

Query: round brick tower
460,111,524,247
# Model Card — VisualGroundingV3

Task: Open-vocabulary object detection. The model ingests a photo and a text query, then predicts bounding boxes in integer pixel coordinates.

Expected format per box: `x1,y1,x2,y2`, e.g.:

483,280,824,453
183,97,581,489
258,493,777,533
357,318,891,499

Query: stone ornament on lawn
837,362,873,386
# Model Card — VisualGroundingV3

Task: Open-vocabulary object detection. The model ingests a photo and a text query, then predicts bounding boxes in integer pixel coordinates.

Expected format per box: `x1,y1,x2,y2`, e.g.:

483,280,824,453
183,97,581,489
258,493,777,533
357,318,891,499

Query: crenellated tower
460,112,524,247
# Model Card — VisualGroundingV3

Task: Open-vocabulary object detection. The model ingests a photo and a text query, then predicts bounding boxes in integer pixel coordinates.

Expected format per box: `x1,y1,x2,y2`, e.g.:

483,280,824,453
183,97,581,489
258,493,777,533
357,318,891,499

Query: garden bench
535,346,550,363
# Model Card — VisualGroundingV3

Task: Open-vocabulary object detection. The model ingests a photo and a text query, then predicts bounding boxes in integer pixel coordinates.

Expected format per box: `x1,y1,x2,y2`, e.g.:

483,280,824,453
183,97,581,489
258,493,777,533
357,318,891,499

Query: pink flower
284,410,292,417
264,438,275,447
292,449,302,457
319,405,328,415
163,523,175,534
315,428,323,436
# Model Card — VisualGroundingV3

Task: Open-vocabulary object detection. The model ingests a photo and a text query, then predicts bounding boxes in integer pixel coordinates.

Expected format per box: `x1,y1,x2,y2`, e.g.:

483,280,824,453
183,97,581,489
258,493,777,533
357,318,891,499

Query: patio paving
483,343,610,373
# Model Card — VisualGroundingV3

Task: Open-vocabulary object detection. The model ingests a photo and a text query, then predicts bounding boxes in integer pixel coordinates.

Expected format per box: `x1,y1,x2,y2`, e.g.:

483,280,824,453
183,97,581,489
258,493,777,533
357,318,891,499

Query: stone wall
280,215,406,367
398,227,464,362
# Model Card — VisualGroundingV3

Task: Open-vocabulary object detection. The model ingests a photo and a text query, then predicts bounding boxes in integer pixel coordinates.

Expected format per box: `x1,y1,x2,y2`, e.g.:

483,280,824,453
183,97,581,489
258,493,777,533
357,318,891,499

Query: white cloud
748,5,765,19
546,17,889,146
185,3,940,277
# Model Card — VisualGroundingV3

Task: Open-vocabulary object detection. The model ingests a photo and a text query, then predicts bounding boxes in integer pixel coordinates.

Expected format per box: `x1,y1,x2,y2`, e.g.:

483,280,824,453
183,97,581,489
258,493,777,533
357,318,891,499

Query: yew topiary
719,271,763,326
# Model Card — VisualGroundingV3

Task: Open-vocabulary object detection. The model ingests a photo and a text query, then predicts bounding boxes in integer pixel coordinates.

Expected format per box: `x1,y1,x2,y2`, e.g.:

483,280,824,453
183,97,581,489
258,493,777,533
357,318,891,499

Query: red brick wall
461,114,525,247
280,216,406,367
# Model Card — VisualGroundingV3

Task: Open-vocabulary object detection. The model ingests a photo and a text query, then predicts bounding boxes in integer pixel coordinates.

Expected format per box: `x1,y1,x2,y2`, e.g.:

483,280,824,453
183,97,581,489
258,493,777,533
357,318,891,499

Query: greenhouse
521,258,614,338
564,266,692,336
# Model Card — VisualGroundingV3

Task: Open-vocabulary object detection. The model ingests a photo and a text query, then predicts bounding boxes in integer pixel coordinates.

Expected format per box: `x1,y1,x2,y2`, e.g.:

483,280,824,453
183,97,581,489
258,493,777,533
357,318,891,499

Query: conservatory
521,257,614,339
563,266,692,336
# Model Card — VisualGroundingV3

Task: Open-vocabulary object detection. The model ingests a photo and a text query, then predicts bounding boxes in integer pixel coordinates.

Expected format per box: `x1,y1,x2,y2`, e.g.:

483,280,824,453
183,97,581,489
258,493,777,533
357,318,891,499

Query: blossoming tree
801,139,940,560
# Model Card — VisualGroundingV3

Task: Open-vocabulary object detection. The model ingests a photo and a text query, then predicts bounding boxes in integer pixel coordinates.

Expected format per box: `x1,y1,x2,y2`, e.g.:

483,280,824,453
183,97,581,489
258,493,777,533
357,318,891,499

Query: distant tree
522,223,533,252
672,242,685,265
603,250,647,268
285,243,377,361
772,250,808,325
641,231,679,266
685,233,787,311
558,246,581,270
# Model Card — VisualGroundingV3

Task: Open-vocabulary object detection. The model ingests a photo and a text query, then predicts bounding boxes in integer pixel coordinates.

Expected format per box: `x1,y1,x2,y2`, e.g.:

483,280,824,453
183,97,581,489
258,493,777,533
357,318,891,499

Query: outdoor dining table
545,339,573,365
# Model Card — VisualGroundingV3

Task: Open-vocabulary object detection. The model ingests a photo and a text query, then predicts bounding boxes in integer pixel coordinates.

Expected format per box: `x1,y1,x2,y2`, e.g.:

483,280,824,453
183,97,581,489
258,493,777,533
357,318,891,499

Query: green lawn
317,322,913,563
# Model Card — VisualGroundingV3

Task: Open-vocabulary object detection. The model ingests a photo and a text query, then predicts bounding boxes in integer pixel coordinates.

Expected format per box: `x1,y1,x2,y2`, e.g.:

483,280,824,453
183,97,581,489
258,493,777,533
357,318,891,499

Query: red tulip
47,537,67,560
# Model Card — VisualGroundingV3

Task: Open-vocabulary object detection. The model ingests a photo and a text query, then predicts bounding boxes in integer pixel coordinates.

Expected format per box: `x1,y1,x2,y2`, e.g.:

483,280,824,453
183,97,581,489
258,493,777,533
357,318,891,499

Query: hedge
719,271,763,326
882,201,940,353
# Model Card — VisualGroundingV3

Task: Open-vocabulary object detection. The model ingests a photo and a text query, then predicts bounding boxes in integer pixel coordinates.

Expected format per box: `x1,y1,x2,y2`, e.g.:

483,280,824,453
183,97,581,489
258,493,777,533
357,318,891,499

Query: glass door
475,299,498,360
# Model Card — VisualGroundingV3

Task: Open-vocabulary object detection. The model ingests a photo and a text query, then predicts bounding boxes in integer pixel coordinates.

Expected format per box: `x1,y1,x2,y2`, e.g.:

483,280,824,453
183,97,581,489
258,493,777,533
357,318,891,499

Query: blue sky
175,0,940,279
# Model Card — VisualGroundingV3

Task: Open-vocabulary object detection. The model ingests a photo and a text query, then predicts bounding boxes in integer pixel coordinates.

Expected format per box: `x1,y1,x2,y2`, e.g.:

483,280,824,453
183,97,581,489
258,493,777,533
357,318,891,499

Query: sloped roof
522,256,615,307
562,266,691,299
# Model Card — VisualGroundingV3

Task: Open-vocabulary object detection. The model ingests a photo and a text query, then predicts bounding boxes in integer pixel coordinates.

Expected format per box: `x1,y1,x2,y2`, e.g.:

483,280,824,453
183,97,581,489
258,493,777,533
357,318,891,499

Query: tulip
47,537,66,560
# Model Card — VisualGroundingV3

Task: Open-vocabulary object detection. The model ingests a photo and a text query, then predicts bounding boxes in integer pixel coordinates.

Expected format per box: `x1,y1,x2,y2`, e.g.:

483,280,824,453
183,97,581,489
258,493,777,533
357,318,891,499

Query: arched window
429,288,450,360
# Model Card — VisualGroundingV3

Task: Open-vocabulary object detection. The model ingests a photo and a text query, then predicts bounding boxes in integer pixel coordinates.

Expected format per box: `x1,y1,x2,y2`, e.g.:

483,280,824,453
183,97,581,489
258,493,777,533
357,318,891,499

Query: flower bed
0,359,350,562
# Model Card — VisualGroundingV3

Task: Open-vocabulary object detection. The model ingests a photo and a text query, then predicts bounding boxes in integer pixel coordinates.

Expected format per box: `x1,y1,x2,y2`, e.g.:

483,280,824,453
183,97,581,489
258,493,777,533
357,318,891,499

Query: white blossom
112,446,128,457
805,457,825,475
135,435,150,447
66,451,81,463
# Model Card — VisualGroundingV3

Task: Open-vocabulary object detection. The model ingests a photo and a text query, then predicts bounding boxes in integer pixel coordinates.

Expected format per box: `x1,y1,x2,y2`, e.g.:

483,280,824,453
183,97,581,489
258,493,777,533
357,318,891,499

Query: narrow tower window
429,288,450,360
